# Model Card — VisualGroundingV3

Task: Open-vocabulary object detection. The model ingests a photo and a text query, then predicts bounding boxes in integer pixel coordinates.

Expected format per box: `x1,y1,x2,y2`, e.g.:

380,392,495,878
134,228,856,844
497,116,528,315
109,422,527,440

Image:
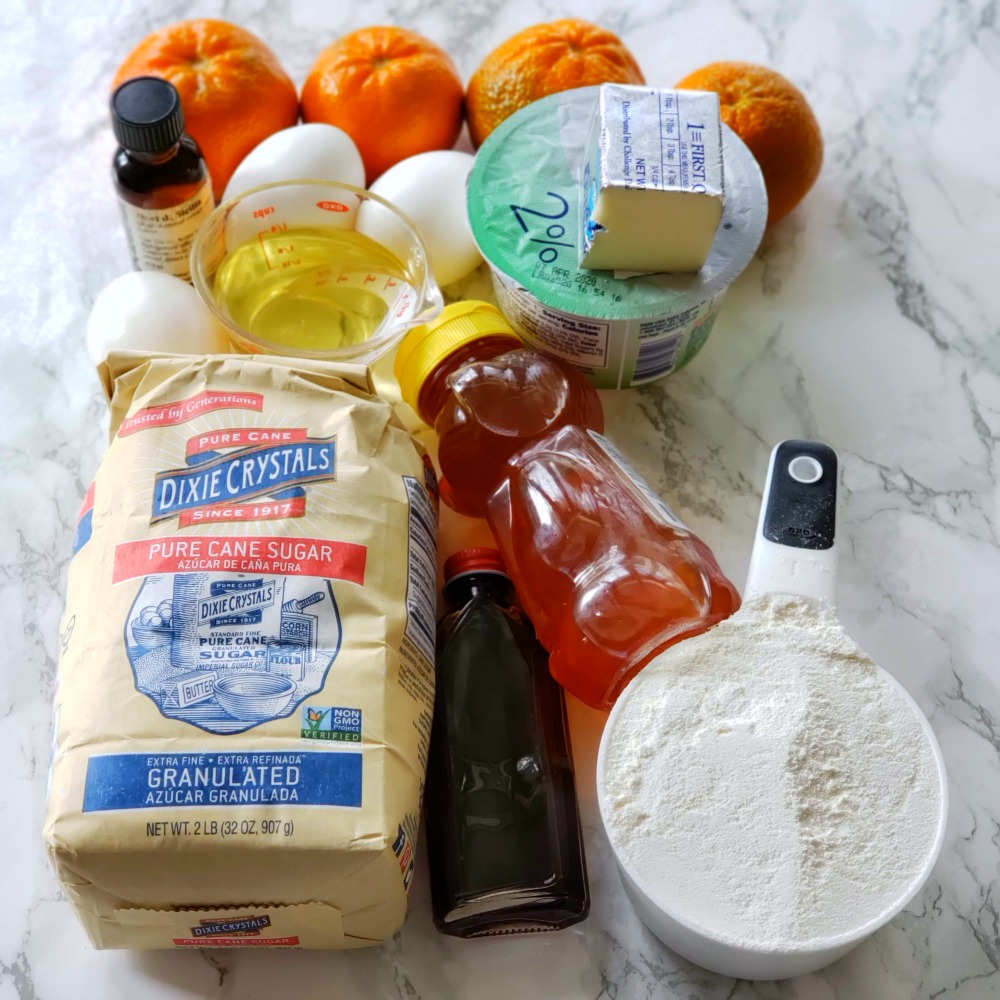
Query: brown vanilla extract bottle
111,76,213,282
425,548,589,937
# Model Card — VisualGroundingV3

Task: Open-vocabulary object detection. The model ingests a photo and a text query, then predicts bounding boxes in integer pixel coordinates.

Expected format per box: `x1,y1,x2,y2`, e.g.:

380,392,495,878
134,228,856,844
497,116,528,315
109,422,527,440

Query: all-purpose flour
602,594,943,948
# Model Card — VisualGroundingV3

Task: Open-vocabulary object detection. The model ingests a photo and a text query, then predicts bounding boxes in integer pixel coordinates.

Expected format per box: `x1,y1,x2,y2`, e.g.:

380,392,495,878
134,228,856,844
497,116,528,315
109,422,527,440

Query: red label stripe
172,936,300,947
112,536,367,585
77,481,96,520
118,391,264,437
178,496,306,526
186,427,308,457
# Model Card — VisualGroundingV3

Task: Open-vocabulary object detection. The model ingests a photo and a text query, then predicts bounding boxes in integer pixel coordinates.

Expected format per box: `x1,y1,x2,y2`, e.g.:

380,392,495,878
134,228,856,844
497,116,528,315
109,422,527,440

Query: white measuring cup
596,440,948,980
190,179,442,362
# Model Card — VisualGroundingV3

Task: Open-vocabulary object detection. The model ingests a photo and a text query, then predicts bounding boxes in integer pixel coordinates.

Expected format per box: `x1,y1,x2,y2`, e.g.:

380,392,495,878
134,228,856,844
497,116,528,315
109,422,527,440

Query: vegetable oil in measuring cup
213,225,418,353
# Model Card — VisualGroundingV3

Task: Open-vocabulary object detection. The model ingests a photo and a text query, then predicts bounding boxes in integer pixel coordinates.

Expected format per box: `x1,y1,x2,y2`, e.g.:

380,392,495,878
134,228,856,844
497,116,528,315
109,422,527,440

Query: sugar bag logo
125,575,343,735
191,914,271,938
151,429,336,526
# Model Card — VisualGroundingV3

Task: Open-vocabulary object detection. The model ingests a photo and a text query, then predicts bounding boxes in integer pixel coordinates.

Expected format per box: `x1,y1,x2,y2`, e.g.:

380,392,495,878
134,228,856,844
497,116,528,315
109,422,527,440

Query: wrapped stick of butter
580,85,725,274
466,86,766,389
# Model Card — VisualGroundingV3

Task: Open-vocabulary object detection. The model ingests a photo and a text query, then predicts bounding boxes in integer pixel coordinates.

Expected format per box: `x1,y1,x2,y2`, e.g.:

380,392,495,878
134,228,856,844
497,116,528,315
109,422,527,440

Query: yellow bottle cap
394,301,520,414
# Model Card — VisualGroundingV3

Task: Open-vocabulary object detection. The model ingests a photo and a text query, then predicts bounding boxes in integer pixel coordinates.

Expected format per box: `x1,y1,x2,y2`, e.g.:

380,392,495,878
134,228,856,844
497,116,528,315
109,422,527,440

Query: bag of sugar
44,353,437,949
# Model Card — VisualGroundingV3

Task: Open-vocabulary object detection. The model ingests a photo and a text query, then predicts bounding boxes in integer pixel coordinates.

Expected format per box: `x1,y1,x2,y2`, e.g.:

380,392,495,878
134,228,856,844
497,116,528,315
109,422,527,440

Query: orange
301,27,464,184
675,62,823,226
113,19,299,200
465,19,644,148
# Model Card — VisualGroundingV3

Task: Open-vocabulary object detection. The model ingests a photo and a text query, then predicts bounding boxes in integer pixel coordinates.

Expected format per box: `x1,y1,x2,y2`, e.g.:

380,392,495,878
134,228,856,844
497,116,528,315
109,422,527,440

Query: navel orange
301,27,464,184
113,19,299,200
465,19,644,148
676,62,823,226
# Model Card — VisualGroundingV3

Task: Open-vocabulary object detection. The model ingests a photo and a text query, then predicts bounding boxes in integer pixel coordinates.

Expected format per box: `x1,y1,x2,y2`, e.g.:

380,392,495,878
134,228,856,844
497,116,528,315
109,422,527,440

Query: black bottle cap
111,76,185,153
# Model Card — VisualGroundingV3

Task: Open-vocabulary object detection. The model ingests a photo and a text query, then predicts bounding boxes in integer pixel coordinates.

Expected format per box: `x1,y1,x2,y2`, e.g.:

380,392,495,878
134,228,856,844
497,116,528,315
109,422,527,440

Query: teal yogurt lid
466,86,767,321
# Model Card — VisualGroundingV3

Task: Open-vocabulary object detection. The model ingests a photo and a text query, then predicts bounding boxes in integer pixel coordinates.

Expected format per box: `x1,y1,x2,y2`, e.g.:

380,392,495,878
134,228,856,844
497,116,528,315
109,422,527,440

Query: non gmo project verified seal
301,706,362,742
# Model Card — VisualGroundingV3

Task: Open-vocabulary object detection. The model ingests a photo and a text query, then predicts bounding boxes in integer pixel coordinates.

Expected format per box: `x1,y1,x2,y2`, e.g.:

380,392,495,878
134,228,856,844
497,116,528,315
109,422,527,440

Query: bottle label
120,178,214,282
587,430,689,531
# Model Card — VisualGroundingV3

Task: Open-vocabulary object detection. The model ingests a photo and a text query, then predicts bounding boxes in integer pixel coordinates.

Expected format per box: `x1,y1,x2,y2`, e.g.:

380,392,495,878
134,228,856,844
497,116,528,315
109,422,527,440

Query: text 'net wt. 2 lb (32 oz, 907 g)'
43,353,438,949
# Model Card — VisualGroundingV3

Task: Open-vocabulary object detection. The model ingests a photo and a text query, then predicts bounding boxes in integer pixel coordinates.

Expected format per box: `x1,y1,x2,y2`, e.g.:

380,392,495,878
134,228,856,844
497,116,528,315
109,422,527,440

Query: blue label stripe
82,750,362,811
72,508,93,554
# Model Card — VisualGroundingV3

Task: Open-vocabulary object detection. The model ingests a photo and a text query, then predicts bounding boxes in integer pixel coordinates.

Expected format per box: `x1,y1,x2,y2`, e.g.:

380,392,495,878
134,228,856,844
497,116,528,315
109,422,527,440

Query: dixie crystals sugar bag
44,353,438,949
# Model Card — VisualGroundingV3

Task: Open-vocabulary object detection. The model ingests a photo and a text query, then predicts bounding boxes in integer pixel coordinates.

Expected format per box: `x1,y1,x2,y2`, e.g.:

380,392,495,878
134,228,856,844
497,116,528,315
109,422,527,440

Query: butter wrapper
466,86,767,388
160,669,218,708
580,85,726,274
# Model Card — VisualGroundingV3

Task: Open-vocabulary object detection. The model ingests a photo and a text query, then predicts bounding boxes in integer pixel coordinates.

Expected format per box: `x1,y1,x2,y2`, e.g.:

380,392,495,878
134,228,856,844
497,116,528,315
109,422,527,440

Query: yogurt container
466,87,767,389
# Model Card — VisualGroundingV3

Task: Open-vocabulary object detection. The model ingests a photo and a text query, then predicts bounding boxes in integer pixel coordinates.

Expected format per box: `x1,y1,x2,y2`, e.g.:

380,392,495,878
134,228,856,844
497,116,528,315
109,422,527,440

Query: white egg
360,151,482,288
85,271,232,365
223,124,365,201
221,126,366,250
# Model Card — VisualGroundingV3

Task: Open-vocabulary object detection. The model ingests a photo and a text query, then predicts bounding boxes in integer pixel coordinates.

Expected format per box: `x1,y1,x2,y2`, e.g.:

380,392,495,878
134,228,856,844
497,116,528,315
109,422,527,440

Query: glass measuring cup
190,179,443,362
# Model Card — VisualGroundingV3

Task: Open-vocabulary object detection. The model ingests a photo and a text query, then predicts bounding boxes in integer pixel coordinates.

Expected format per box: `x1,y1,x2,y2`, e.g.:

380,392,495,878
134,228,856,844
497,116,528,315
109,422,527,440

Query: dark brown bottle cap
111,76,185,153
443,548,509,583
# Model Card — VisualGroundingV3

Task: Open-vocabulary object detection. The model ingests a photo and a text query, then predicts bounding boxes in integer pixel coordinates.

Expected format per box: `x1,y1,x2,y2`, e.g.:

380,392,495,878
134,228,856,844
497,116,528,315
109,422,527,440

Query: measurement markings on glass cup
145,818,295,838
510,192,574,263
257,222,300,271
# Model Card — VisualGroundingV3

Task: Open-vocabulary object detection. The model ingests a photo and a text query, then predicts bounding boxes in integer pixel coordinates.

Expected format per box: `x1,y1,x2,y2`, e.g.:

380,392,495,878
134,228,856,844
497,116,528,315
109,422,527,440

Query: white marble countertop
3,0,999,997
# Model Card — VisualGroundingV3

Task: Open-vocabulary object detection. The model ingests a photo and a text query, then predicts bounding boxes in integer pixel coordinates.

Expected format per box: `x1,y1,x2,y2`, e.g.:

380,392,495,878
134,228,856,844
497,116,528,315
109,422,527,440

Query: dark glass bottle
111,76,214,282
425,548,589,937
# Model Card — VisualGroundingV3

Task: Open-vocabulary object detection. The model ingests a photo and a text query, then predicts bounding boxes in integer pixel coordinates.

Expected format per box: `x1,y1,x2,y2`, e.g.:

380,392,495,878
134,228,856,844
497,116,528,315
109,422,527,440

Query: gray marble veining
2,0,999,997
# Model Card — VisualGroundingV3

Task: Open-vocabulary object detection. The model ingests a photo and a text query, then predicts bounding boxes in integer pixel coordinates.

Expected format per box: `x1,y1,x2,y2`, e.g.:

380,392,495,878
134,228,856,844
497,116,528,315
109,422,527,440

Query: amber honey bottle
395,300,739,711
111,76,214,282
